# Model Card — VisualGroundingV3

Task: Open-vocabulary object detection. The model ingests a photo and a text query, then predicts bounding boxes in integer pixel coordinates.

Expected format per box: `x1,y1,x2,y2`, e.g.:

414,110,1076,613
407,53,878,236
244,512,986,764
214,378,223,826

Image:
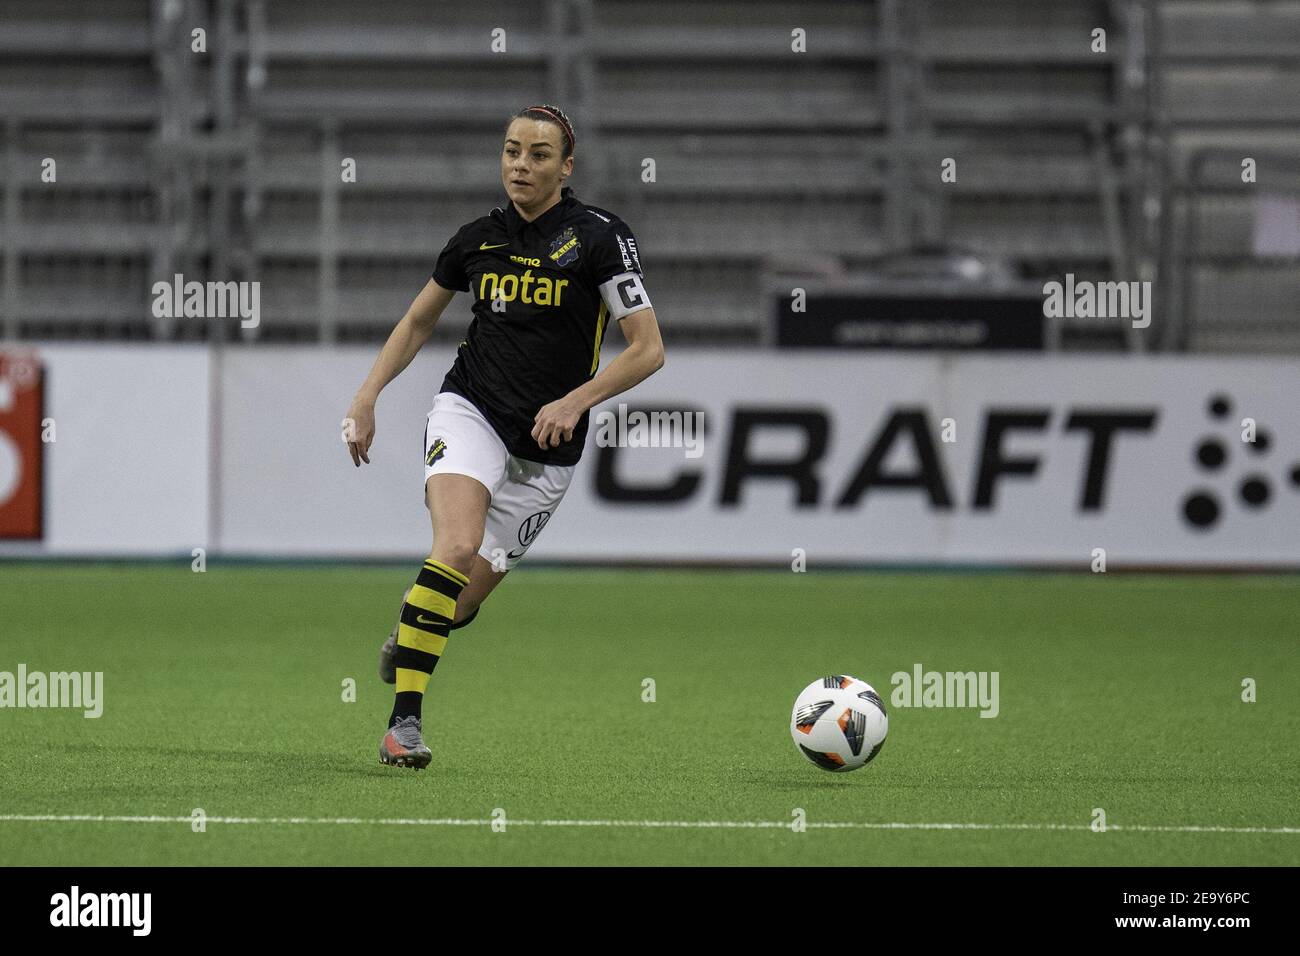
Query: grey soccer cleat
378,586,412,684
379,716,432,770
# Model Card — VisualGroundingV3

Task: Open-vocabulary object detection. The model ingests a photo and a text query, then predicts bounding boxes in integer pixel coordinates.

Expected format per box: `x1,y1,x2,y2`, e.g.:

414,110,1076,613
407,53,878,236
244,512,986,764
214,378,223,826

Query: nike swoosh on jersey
479,242,510,250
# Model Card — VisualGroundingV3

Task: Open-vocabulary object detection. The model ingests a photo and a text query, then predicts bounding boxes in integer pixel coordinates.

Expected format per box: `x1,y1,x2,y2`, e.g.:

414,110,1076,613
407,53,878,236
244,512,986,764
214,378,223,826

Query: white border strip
1,815,1296,834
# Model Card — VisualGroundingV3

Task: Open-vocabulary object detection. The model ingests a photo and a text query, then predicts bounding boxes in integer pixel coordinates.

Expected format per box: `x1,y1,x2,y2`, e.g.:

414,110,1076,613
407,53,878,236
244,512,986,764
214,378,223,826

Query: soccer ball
790,675,888,772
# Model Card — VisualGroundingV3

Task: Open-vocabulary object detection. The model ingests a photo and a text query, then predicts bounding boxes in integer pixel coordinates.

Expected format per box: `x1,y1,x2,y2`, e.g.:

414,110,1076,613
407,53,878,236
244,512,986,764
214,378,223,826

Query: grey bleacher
1159,0,1300,61
1156,1,1300,351
0,0,1296,350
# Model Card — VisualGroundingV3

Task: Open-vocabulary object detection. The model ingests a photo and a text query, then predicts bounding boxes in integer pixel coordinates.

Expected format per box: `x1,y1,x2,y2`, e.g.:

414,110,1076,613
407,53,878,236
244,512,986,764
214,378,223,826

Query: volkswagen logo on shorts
518,510,551,547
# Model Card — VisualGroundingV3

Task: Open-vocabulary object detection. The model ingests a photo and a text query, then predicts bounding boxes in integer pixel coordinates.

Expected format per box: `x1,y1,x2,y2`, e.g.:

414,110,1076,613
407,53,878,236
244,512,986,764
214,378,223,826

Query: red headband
525,106,575,152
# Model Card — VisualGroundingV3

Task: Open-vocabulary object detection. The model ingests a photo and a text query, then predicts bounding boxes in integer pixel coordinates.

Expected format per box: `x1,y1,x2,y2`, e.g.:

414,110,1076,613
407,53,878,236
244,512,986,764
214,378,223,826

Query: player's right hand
343,398,376,467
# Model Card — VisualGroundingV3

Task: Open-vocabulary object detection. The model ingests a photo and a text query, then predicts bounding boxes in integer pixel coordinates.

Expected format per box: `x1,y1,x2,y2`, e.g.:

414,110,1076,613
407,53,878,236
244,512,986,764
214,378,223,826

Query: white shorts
423,391,576,571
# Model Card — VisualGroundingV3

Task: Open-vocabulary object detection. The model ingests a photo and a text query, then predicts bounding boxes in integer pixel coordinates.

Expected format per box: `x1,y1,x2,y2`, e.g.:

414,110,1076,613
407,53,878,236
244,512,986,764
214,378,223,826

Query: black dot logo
1240,475,1269,508
1182,393,1299,530
1196,438,1226,470
1183,492,1219,529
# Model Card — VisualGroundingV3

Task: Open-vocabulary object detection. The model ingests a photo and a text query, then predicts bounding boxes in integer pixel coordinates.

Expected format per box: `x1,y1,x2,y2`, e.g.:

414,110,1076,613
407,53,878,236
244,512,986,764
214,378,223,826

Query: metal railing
1161,148,1300,352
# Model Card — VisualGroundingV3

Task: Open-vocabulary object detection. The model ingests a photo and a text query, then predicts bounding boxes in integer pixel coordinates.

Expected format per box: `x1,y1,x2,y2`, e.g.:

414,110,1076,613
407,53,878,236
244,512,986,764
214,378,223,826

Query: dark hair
509,104,576,159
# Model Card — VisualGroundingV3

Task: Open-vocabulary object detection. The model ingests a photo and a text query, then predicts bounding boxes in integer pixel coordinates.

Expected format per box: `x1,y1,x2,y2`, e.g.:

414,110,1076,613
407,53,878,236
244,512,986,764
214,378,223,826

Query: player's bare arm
344,279,457,466
531,306,665,449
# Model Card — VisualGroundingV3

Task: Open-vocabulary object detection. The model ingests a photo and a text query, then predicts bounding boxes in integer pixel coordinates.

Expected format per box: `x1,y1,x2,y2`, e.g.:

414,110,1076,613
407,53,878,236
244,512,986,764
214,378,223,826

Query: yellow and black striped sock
389,558,469,727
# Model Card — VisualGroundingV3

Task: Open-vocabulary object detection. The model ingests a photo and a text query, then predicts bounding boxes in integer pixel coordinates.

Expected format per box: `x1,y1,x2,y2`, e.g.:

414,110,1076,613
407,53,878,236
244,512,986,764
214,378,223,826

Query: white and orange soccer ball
790,675,889,772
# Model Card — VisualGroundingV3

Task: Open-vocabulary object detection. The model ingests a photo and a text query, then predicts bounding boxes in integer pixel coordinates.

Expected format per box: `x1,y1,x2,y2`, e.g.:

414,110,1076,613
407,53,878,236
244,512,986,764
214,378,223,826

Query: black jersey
431,186,652,466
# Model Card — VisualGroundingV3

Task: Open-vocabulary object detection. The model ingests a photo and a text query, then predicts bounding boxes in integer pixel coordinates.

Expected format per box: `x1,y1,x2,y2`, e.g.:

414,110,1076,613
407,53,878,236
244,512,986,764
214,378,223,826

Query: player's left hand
532,396,584,449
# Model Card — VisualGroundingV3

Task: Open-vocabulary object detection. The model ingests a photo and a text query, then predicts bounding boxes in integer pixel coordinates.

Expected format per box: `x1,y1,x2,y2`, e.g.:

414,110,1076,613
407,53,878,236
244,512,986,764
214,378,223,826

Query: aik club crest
548,227,581,267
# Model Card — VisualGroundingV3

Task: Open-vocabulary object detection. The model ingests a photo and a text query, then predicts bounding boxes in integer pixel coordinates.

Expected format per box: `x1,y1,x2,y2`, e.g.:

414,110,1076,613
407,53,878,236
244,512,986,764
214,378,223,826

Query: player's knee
428,536,479,575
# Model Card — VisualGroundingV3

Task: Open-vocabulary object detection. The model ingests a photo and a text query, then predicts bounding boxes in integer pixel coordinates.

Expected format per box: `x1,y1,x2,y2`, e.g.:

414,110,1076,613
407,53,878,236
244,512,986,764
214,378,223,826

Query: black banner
776,292,1045,350
0,867,1280,939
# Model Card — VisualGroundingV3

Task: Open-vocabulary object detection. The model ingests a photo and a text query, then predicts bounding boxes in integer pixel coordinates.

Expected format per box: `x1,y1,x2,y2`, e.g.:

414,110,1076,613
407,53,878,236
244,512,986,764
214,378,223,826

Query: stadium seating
0,0,1296,349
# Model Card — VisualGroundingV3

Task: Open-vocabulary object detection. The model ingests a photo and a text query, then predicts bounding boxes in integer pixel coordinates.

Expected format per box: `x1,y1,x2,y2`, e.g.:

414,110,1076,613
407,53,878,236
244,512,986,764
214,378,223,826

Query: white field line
0,814,1296,834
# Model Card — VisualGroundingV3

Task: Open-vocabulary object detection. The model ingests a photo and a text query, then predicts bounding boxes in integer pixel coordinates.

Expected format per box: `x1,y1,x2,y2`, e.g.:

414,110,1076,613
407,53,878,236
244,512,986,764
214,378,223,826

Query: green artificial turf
0,563,1296,865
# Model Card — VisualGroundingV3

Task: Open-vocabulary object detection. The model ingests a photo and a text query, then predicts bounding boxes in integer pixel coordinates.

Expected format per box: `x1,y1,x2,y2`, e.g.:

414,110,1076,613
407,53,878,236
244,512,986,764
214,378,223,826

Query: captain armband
597,272,653,320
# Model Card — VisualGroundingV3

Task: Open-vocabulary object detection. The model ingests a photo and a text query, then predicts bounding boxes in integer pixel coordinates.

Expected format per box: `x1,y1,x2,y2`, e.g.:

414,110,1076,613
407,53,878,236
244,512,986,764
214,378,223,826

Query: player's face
502,119,571,212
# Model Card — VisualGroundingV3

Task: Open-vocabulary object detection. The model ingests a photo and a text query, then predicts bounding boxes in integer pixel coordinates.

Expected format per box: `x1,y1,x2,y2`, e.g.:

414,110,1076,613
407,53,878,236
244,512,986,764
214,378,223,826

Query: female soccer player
344,104,665,769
